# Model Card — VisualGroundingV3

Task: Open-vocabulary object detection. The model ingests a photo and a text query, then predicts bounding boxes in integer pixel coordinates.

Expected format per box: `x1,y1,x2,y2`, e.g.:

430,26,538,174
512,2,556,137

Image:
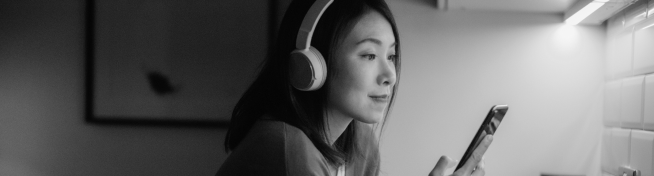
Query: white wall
0,1,233,175
381,1,606,176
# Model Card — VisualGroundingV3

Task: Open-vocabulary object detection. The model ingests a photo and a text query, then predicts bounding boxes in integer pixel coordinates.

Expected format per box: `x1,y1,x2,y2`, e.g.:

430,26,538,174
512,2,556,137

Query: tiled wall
604,0,654,175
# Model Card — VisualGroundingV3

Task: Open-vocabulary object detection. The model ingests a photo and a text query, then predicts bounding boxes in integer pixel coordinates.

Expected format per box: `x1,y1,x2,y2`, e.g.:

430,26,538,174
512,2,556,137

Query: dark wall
0,0,270,175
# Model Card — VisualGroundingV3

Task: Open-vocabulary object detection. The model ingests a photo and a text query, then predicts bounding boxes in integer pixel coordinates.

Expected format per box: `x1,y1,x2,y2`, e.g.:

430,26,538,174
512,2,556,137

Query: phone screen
455,105,508,170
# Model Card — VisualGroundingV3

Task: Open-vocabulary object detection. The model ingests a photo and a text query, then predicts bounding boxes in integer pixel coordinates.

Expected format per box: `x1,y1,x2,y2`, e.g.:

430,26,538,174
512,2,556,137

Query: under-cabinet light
565,0,608,25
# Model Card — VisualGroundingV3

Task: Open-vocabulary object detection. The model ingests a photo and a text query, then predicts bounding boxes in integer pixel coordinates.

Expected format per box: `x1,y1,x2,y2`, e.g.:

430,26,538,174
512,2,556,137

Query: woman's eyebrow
356,38,397,48
356,38,382,46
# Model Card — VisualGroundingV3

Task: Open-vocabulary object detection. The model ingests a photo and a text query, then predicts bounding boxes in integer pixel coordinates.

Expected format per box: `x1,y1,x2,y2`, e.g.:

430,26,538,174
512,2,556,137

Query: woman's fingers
470,167,485,176
470,157,485,176
431,135,492,176
457,135,493,176
429,156,456,176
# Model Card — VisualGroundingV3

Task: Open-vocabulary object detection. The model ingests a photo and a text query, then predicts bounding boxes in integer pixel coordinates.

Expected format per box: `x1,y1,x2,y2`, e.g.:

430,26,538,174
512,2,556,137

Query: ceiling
432,0,579,13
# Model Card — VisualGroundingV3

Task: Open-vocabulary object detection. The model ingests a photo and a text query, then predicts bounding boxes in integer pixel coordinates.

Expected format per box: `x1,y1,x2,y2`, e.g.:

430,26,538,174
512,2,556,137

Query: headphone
289,0,333,91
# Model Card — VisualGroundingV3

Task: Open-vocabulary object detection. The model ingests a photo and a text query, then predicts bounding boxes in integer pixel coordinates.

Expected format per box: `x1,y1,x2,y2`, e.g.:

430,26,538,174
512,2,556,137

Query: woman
216,0,491,175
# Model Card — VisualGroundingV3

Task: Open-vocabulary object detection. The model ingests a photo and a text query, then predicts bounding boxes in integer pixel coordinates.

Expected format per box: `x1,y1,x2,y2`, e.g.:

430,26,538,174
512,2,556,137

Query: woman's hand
428,135,493,176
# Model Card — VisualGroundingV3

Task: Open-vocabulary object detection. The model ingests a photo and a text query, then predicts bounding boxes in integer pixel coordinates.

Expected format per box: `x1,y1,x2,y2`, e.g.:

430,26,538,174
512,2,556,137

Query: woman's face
326,10,397,124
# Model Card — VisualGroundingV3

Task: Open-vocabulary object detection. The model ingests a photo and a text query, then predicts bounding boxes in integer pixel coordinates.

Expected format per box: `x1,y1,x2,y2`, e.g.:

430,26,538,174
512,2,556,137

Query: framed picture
84,0,277,127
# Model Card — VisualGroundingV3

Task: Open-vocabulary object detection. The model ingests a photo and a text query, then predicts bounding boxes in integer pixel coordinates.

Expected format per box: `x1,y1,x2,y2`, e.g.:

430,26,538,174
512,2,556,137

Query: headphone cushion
289,47,327,91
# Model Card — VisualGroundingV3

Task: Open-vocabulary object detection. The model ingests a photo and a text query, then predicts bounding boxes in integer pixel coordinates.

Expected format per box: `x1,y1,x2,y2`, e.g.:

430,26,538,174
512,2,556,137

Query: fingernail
487,135,493,141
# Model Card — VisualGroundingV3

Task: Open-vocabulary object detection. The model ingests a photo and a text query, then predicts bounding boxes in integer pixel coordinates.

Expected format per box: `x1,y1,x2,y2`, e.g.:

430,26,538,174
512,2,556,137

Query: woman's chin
355,114,384,124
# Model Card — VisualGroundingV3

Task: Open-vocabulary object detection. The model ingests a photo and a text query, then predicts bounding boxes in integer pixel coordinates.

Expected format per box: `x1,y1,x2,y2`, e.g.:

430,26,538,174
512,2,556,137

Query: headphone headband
296,0,333,50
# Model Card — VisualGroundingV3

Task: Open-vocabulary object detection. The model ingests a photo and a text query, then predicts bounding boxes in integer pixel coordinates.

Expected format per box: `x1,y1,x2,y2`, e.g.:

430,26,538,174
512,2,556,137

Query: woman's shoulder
216,120,332,176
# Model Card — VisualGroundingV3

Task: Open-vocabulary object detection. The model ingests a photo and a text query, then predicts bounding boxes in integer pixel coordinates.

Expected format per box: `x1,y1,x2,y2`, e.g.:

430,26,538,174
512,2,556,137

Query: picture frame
84,0,280,127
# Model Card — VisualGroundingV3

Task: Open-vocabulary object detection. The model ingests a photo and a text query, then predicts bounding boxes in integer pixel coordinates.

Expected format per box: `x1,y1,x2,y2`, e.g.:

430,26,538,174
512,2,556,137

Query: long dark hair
224,0,401,166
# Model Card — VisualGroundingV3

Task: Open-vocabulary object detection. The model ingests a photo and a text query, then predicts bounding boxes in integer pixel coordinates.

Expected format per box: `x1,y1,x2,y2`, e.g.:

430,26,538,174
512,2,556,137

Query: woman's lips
369,94,390,103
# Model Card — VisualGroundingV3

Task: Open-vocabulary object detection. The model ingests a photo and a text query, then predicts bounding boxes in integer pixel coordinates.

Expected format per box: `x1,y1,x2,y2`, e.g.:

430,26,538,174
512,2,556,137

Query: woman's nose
377,58,396,87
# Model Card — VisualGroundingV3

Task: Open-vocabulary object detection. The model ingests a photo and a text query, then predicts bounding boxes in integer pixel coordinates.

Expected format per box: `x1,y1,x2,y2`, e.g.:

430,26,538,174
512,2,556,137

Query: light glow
565,1,607,25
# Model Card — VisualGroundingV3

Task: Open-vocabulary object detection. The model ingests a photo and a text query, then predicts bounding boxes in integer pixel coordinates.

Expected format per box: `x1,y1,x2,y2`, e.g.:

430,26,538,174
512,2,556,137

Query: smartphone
455,105,509,170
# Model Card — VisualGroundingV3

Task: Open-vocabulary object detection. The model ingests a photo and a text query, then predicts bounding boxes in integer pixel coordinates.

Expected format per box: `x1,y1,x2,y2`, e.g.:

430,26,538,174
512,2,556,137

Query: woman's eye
363,54,376,60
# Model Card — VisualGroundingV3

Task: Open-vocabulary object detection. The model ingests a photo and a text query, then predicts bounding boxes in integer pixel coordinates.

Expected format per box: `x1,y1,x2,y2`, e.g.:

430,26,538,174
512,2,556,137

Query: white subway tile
633,18,654,75
610,29,633,79
629,130,654,176
621,76,645,129
646,74,654,130
606,80,622,127
611,128,631,176
602,128,613,173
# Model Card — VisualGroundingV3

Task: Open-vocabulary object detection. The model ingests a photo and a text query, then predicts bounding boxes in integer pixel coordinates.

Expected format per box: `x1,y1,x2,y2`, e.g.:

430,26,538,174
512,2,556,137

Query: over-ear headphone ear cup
289,47,327,91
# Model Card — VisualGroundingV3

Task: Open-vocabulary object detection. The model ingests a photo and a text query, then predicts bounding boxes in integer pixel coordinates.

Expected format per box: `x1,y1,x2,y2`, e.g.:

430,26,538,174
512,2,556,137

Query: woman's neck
325,111,354,145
